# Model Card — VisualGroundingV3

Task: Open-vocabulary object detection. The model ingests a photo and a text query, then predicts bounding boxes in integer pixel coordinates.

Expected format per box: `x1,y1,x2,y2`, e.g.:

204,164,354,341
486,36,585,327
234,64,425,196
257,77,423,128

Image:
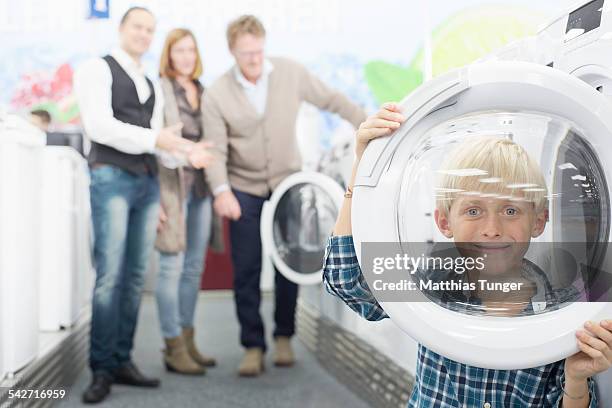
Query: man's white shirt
73,48,164,155
233,59,274,116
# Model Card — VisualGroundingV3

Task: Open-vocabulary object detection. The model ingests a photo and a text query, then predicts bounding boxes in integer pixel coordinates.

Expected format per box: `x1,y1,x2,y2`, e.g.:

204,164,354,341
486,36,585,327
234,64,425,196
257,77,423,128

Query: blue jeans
155,192,212,338
89,165,160,374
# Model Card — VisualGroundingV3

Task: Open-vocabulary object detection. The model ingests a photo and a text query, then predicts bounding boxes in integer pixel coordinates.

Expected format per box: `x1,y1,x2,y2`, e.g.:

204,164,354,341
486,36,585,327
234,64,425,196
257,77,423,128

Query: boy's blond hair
436,136,548,214
226,15,266,50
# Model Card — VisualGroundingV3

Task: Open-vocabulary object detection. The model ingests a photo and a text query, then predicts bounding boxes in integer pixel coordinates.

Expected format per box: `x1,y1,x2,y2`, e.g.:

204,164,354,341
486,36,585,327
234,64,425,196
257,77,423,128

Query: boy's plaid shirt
322,235,597,408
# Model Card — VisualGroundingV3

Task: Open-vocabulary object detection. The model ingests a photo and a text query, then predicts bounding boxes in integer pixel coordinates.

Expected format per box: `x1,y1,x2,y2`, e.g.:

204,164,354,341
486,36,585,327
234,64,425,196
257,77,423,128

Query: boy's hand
355,102,406,163
565,320,612,381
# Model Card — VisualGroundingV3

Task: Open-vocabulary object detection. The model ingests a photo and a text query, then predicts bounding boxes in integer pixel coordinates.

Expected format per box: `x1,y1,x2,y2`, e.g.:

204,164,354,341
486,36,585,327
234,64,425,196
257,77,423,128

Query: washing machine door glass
274,183,335,272
351,61,612,369
553,130,610,300
396,111,610,317
264,172,344,285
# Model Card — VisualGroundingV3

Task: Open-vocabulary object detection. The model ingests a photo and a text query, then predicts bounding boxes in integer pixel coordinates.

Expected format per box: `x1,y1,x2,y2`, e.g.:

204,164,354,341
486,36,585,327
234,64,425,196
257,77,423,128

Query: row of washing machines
0,114,94,380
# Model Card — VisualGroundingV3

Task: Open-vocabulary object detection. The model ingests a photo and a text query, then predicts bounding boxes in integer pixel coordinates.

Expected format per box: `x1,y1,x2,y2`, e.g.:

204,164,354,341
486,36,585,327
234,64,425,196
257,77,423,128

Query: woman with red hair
155,28,220,376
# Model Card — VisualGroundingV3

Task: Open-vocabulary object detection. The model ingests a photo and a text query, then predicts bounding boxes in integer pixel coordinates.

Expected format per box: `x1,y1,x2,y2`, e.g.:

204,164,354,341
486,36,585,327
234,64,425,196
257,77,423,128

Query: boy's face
434,196,547,275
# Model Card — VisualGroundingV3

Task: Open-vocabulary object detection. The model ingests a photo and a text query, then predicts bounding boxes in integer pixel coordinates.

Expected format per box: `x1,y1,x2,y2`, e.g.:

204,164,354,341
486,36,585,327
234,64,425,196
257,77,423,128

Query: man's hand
188,141,215,169
566,319,612,381
213,190,241,220
157,205,168,233
155,123,193,155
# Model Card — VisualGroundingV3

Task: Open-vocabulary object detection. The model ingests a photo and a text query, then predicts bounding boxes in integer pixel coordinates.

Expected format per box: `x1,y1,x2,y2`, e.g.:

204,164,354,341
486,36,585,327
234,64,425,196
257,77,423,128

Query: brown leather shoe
273,336,295,367
238,348,264,377
182,327,217,367
163,336,206,376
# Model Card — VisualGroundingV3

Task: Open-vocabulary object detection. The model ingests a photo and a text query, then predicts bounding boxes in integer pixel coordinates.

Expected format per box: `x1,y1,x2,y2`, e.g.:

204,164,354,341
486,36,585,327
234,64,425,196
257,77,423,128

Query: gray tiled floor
58,291,370,408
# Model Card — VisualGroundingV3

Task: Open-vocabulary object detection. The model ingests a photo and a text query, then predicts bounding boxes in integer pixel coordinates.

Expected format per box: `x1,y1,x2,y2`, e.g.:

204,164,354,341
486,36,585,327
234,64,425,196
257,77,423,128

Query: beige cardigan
203,57,367,197
155,77,224,254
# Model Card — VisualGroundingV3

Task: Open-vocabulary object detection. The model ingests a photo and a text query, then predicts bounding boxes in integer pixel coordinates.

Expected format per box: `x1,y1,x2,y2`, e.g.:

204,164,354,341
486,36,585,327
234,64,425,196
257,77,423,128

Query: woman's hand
565,319,612,381
355,102,406,163
157,205,168,233
188,141,215,169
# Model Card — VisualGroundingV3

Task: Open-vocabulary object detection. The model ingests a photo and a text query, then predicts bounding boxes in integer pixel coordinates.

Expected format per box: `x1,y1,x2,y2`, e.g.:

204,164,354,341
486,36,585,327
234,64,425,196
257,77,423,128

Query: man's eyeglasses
234,49,264,59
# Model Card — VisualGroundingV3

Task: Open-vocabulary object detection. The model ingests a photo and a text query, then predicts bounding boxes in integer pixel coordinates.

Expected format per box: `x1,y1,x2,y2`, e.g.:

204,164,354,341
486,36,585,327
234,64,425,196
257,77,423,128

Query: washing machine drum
262,172,344,285
352,61,612,370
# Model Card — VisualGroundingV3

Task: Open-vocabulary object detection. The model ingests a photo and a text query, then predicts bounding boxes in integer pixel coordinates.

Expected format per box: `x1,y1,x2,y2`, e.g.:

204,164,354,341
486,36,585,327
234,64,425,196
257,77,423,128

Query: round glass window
396,111,610,317
272,183,338,275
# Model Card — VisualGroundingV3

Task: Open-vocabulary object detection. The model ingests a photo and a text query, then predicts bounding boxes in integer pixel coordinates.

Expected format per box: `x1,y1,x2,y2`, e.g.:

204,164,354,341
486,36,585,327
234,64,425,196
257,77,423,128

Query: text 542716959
6,389,66,400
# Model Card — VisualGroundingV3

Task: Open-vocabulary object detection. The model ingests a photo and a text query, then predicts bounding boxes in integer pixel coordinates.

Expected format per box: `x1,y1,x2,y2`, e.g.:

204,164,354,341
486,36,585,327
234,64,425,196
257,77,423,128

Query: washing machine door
261,171,344,285
352,61,612,369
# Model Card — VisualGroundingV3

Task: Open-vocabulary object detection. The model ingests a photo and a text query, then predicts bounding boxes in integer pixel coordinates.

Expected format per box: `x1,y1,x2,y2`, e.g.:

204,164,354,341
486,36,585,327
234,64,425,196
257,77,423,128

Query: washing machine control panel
565,0,604,41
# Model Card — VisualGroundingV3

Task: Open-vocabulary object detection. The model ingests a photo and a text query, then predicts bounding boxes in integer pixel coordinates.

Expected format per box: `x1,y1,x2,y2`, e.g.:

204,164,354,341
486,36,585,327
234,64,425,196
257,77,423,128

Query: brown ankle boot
274,336,295,367
182,327,217,367
238,348,264,377
163,336,206,376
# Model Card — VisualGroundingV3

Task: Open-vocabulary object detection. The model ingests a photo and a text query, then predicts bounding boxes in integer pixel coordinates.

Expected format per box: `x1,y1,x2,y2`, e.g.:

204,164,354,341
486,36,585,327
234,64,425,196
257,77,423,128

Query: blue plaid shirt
322,235,597,408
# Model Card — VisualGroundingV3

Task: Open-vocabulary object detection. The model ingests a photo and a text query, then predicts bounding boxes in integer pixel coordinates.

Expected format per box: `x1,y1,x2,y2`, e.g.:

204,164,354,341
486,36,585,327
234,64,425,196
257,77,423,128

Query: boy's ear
531,209,548,238
434,208,453,238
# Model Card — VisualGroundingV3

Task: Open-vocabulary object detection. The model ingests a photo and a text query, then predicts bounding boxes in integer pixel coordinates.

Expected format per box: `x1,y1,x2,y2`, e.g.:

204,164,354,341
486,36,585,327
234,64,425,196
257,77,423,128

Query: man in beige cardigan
203,15,367,377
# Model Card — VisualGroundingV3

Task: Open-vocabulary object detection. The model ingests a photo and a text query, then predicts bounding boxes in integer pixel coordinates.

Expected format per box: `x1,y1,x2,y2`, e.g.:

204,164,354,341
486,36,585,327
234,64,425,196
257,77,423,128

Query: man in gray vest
203,15,366,377
74,7,211,404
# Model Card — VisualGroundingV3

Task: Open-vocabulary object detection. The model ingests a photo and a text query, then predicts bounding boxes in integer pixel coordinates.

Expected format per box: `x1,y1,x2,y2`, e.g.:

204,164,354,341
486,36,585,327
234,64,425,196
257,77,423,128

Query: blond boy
323,103,612,407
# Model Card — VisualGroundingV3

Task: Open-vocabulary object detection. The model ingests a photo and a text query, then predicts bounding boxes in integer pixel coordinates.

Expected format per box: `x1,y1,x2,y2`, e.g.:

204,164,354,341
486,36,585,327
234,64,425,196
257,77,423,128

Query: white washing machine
39,146,93,331
489,0,612,91
481,2,612,397
0,114,45,379
352,61,612,371
260,105,357,288
536,0,612,402
261,171,345,285
538,5,612,295
75,162,94,318
261,117,424,378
